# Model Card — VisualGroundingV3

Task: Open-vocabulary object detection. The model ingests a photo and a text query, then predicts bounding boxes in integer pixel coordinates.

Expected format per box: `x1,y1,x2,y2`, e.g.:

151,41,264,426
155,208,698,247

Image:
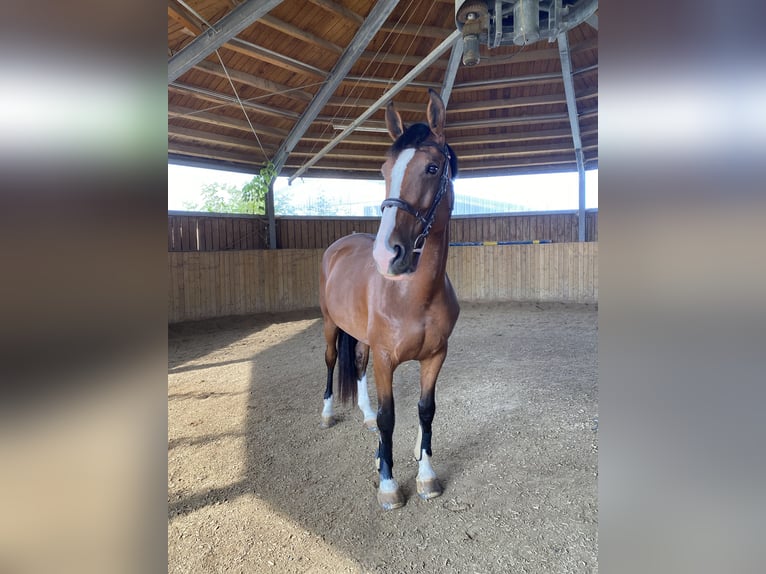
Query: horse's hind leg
413,349,447,500
320,318,339,428
354,342,377,430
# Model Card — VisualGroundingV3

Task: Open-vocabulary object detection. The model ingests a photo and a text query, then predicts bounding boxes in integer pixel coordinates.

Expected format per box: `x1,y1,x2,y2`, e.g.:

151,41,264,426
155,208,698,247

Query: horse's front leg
414,349,447,499
373,352,404,510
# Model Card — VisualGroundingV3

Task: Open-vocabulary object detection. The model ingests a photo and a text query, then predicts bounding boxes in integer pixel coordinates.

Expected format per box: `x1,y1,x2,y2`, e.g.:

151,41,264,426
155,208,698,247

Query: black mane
390,123,459,179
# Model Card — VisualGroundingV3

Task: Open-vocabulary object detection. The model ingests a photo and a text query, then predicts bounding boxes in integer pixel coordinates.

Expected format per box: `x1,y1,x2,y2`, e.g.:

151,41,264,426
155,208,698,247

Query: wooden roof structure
168,0,598,180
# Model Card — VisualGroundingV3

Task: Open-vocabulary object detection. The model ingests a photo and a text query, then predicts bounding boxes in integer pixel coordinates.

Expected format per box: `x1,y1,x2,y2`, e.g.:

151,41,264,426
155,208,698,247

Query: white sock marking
322,397,333,418
417,452,437,481
379,478,399,493
356,375,376,421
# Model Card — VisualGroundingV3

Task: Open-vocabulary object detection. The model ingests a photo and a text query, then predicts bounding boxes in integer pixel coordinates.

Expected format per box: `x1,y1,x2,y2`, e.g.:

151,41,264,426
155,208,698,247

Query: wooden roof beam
355,37,596,71
286,140,598,164
453,71,565,92
448,107,597,130
378,22,451,40
282,160,382,173
359,51,448,68
167,2,328,79
224,38,328,78
301,110,582,135
259,14,343,54
169,126,278,153
308,0,363,25
458,155,580,171
456,141,599,161
285,149,383,161
340,65,595,94
447,114,567,130
322,87,596,115
169,105,289,137
192,60,314,102
168,0,285,82
447,88,598,114
169,82,300,120
324,96,422,112
167,1,203,36
289,29,462,182
272,0,401,173
341,76,439,90
300,132,388,146
168,142,269,165
473,37,598,67
446,126,598,146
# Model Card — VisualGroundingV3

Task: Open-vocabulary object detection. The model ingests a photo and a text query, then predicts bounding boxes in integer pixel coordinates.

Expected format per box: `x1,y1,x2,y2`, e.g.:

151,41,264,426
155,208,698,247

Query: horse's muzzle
388,244,417,276
373,239,418,277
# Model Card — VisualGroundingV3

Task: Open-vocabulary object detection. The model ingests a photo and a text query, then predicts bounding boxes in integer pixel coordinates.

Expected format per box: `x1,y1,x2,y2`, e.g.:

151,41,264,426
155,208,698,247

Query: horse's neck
415,225,450,295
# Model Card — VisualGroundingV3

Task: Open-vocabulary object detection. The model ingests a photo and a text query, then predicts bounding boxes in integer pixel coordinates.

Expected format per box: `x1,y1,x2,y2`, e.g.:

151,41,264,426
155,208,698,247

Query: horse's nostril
392,244,404,262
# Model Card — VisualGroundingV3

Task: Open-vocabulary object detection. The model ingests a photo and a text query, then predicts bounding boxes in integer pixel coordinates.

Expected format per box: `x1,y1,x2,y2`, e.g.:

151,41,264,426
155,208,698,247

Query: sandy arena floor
168,301,598,573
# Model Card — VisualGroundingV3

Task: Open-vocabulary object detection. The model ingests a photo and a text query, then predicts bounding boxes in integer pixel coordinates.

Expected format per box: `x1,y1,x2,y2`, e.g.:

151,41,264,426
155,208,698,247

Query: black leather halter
379,141,453,252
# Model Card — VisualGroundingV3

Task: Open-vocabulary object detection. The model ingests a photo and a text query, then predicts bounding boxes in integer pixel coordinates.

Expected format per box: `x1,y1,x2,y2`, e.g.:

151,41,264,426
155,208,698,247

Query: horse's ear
385,101,404,141
426,88,446,142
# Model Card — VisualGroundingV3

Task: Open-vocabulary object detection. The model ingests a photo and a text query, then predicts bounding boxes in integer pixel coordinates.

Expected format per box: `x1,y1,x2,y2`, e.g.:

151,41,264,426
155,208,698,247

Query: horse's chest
370,308,452,361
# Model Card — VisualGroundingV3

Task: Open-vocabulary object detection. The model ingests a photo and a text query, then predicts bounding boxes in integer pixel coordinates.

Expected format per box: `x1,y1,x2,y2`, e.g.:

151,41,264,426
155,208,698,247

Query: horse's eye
426,164,439,175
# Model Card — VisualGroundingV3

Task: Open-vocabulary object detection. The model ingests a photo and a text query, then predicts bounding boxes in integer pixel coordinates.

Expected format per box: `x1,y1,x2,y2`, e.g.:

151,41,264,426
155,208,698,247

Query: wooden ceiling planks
168,0,598,177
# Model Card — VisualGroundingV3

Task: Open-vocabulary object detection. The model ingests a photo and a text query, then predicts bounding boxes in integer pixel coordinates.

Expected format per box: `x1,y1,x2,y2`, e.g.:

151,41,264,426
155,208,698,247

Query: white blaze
373,148,416,274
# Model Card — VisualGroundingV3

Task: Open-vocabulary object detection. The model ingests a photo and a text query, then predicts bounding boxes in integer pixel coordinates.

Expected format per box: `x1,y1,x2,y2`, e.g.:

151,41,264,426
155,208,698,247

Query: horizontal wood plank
167,211,598,251
168,243,597,323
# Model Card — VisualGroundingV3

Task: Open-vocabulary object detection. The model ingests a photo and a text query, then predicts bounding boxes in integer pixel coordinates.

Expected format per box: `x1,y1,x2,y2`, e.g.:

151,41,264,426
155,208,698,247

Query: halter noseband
380,141,453,252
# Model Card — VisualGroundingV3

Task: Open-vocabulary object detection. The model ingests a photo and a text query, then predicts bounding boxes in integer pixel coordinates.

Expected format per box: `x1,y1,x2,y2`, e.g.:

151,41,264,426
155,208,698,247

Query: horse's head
373,89,458,278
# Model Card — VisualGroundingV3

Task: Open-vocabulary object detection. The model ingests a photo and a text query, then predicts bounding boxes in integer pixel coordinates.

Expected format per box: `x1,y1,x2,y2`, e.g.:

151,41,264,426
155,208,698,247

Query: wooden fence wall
168,243,597,323
168,212,270,251
168,210,598,251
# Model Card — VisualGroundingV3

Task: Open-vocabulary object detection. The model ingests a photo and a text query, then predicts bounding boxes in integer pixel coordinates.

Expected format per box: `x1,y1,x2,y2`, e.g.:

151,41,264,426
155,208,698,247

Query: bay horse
319,89,460,510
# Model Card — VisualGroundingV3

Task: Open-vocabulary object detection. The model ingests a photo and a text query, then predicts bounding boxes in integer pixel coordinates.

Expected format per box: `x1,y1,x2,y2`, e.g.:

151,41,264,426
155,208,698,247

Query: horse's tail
337,329,359,405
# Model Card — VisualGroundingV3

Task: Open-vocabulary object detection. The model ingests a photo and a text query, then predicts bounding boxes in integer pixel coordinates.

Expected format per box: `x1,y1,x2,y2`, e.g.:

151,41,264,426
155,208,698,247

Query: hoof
416,478,443,500
320,415,335,429
377,488,405,510
363,418,378,432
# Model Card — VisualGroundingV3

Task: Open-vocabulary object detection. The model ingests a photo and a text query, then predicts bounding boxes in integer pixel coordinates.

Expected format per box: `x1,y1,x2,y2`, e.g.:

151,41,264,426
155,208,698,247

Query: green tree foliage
185,162,277,214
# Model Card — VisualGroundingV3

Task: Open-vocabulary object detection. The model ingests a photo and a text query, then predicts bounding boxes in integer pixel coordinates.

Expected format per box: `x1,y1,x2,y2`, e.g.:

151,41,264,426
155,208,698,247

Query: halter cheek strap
380,142,453,252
